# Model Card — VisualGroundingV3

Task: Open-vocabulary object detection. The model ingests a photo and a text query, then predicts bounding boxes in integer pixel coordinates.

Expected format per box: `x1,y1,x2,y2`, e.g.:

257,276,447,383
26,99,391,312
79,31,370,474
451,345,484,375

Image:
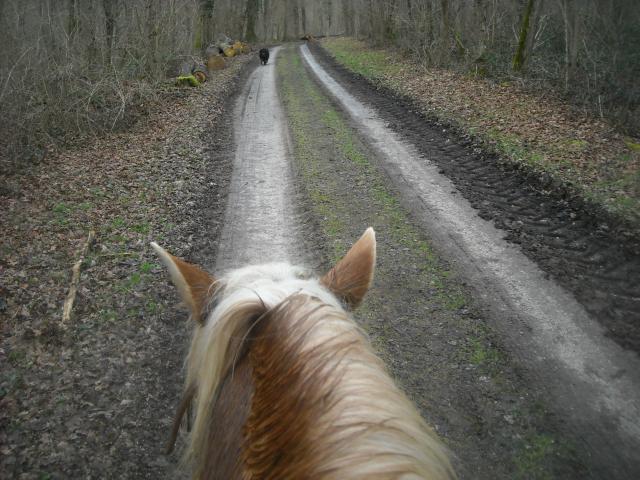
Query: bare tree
512,0,535,71
559,0,581,91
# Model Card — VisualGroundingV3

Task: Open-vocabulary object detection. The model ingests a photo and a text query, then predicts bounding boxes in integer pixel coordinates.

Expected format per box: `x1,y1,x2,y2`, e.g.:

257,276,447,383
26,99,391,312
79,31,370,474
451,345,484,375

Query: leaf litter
0,55,251,478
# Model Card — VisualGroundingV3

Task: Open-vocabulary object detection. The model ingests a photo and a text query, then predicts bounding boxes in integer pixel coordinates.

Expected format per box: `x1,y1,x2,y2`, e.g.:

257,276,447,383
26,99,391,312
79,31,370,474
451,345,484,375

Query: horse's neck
240,302,350,478
203,351,253,480
197,295,453,479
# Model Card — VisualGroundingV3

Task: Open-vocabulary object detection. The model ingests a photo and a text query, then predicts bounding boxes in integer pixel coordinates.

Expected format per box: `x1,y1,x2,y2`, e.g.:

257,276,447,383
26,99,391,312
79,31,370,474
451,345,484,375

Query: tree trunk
103,0,117,65
525,0,544,60
244,0,260,42
66,0,79,43
146,0,157,71
195,0,214,51
560,0,581,90
513,0,535,72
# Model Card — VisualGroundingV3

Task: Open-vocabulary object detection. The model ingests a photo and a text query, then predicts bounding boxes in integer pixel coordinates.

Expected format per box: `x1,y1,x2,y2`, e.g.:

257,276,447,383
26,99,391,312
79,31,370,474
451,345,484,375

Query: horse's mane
180,263,453,480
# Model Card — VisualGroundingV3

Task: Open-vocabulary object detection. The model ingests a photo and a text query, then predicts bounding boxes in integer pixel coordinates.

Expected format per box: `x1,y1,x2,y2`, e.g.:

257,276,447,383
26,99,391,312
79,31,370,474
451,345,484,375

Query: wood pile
207,55,226,71
171,34,254,85
192,64,208,83
214,34,252,58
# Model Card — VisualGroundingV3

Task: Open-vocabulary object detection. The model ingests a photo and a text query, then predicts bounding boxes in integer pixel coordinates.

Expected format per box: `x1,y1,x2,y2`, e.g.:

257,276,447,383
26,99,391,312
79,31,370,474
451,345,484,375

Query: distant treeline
185,0,640,137
345,0,639,137
1,1,637,172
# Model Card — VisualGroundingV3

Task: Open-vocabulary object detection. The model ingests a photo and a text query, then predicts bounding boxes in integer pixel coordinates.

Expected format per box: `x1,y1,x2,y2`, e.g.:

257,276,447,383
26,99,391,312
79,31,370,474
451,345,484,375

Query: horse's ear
151,242,216,324
321,227,376,309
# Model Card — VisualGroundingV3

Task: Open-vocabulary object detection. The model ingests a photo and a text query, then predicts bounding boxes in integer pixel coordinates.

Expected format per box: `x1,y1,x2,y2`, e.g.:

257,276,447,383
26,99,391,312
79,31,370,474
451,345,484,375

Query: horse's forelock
184,264,330,472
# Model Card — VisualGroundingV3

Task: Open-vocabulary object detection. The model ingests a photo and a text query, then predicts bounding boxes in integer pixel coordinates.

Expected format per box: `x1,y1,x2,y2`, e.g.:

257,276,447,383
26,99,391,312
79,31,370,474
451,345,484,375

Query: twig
62,230,96,325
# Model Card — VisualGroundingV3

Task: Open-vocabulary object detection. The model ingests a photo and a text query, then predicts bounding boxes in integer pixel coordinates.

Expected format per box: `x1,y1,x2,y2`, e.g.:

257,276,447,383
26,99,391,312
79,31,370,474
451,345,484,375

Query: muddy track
300,42,640,478
214,46,322,276
309,42,640,354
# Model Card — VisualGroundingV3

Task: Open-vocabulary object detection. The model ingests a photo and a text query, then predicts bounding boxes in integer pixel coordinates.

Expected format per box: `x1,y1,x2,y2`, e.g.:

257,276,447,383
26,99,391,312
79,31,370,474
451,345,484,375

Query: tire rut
309,42,640,355
301,42,640,478
215,47,311,272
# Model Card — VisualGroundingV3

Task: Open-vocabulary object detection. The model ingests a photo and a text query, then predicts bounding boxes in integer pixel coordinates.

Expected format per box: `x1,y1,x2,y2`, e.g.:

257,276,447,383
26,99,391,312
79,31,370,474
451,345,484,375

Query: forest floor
1,38,639,480
0,54,252,478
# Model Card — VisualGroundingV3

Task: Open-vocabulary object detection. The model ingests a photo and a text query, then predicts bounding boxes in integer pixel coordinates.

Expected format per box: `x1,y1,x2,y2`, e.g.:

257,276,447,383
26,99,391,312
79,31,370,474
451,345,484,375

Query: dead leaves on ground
0,55,251,477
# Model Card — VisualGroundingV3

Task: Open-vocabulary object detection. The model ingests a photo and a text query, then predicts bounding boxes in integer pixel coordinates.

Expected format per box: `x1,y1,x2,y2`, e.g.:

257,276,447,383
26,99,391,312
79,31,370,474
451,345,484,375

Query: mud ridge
309,42,640,354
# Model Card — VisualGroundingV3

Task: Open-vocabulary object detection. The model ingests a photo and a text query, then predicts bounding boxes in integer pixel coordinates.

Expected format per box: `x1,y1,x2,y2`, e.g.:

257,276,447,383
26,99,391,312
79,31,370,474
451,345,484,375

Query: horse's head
150,227,376,327
151,228,454,479
150,228,377,457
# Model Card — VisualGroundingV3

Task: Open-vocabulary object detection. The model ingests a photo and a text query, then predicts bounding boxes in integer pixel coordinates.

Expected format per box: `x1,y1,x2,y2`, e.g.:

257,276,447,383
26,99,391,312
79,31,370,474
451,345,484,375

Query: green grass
145,301,162,314
321,99,469,311
110,217,126,230
51,202,71,225
52,202,70,215
99,309,118,322
278,45,469,318
514,434,557,480
131,222,150,234
468,337,502,368
127,272,141,288
323,37,402,83
625,140,640,152
140,261,157,274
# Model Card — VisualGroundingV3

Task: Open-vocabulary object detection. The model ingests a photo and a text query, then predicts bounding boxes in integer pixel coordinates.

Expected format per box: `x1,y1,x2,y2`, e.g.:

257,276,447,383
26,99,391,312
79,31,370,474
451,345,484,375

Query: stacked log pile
172,34,254,87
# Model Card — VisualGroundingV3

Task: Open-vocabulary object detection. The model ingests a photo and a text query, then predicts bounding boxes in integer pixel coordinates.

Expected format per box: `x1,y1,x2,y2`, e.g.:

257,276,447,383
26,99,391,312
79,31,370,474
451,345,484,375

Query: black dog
259,48,269,65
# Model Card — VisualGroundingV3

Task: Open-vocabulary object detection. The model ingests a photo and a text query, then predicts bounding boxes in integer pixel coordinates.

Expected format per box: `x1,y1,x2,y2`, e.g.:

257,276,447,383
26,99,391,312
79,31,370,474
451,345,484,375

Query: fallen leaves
0,54,251,476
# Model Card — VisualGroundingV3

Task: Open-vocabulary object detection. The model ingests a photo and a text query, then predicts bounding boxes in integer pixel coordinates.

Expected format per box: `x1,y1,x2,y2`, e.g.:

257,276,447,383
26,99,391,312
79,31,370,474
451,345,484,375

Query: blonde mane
153,229,454,479
182,263,454,479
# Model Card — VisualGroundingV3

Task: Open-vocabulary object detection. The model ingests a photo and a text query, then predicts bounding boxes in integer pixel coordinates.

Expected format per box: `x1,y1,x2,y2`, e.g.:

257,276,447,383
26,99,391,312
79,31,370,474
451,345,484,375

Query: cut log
192,64,208,83
176,75,200,87
207,55,226,71
61,230,95,325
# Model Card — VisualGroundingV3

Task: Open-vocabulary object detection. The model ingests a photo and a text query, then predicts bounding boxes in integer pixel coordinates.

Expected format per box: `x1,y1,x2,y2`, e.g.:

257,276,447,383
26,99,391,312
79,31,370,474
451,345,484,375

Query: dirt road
3,41,639,479
199,43,640,478
222,43,640,478
216,47,309,271
298,43,640,477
